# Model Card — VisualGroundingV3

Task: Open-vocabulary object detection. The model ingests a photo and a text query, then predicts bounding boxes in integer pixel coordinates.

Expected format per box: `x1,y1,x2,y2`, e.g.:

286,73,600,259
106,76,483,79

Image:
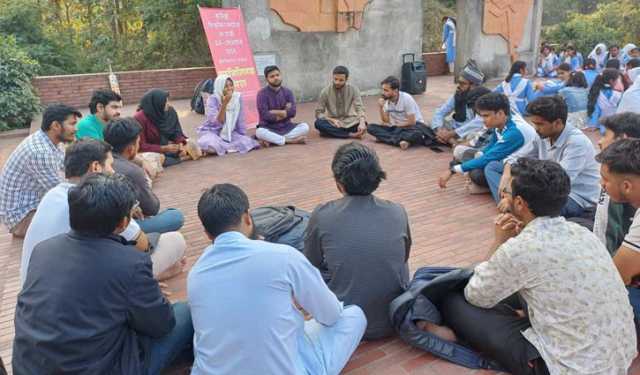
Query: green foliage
543,0,640,55
542,0,613,26
0,0,221,75
423,0,456,52
0,35,41,130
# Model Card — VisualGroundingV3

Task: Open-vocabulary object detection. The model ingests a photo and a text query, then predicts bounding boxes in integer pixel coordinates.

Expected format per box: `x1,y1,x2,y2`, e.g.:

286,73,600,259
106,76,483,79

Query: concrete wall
223,0,423,101
455,0,543,80
33,67,215,108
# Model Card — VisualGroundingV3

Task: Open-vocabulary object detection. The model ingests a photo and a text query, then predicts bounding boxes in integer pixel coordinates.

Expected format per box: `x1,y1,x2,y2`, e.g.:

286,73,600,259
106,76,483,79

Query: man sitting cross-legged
188,183,366,375
304,142,410,340
256,65,309,147
21,139,186,287
314,65,367,139
13,173,193,375
430,62,486,145
438,93,526,193
367,76,426,150
0,104,80,237
593,113,640,255
440,158,636,375
104,118,185,234
495,96,600,218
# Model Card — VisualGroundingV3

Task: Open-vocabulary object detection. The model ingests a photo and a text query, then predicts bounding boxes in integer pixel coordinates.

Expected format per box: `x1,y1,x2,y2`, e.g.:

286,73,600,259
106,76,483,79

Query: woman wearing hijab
134,89,202,166
621,43,638,67
441,16,456,73
196,75,259,155
588,43,607,72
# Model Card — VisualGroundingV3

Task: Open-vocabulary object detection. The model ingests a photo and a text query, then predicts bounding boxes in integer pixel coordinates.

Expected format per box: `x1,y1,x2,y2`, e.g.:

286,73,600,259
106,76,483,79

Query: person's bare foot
258,140,271,148
351,128,366,139
415,320,458,342
286,136,307,144
399,141,410,150
156,257,187,282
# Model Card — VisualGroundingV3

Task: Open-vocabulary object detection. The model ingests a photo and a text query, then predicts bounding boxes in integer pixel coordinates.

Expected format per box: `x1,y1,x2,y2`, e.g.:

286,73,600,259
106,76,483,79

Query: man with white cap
431,61,486,145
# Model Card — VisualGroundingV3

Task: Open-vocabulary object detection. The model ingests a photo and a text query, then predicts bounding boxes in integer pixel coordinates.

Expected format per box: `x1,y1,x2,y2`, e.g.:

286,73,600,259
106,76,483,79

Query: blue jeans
146,302,194,375
138,209,184,234
484,160,505,203
628,287,640,321
560,197,584,218
296,305,367,375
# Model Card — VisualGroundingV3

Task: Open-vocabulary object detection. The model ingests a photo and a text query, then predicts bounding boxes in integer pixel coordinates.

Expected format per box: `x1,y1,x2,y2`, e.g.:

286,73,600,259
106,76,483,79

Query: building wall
455,0,543,80
223,0,424,101
33,67,215,109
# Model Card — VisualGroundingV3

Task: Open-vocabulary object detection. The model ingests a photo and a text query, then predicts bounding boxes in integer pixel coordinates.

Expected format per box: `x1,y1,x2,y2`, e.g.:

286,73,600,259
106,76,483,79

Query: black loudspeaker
400,53,427,95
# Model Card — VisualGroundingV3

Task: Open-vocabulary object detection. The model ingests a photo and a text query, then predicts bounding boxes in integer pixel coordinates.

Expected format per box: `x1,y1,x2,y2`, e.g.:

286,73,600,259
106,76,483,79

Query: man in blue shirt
188,184,366,375
496,96,600,218
438,93,525,192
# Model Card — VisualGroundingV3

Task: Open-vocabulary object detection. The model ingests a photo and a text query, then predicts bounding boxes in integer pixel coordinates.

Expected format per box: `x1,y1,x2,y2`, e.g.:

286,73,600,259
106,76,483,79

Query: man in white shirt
441,158,636,375
21,139,186,286
367,76,426,150
188,183,366,375
618,60,640,114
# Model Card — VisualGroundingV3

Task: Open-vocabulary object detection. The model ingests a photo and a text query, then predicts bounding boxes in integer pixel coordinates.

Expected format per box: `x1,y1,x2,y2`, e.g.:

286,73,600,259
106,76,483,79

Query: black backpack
191,78,215,114
250,206,310,252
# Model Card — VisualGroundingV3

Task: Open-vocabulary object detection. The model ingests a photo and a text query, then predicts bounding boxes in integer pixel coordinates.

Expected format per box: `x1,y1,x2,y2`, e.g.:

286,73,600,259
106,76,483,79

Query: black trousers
314,119,358,138
367,122,427,147
440,292,549,375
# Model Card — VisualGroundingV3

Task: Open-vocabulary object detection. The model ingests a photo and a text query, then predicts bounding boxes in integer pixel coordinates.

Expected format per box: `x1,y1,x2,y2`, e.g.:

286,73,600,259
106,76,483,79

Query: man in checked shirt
0,104,80,237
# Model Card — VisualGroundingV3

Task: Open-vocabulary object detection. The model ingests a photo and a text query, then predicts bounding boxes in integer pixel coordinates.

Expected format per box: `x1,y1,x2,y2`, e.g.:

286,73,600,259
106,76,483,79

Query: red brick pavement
0,75,638,374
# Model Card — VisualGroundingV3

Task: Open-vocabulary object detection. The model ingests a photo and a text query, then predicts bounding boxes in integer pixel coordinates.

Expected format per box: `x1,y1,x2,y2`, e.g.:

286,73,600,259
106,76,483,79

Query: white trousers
150,231,186,277
255,123,310,146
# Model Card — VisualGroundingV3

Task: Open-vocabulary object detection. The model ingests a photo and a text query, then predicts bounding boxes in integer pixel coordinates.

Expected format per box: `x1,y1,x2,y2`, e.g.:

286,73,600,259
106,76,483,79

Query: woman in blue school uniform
494,61,537,115
587,68,623,133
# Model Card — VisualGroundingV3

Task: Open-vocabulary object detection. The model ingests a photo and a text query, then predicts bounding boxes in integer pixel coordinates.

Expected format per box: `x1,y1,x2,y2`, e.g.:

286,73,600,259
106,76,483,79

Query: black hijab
139,89,169,127
139,89,184,144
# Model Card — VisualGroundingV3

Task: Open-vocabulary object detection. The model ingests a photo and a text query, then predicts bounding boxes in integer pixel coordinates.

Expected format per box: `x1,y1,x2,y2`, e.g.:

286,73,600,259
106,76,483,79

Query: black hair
601,113,640,139
510,158,570,217
198,183,250,237
331,142,386,196
541,44,551,53
596,138,640,175
332,65,349,78
588,68,621,116
474,92,510,116
606,59,621,69
610,45,620,50
583,58,597,70
556,63,572,72
566,44,576,52
441,16,456,26
466,86,492,110
64,139,112,178
41,104,82,132
566,71,588,88
526,96,568,124
88,89,122,114
264,65,280,78
627,58,640,70
381,76,400,90
68,173,137,236
104,117,142,154
505,61,527,83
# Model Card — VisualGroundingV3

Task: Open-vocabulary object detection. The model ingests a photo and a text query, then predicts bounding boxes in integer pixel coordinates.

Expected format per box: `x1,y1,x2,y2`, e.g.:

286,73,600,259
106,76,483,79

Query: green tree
423,0,456,52
0,35,40,130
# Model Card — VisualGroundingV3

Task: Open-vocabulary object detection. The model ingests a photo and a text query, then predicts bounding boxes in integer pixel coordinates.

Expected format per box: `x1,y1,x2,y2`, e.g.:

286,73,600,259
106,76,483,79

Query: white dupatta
214,74,241,142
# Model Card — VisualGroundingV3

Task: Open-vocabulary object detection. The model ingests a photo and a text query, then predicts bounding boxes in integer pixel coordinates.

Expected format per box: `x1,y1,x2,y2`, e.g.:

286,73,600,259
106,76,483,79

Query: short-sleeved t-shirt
383,91,424,126
75,114,104,141
593,190,637,254
624,209,640,252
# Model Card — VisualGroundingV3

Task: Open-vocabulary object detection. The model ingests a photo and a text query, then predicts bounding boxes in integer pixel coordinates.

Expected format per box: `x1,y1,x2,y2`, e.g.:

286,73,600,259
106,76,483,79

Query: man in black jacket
13,173,193,374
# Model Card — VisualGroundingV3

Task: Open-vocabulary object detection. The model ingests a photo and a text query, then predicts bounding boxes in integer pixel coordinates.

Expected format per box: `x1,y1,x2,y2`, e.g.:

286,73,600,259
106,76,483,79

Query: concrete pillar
455,0,543,81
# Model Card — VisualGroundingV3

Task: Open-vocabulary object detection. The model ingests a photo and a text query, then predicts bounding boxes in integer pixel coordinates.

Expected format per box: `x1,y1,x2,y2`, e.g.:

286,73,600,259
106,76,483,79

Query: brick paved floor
0,76,638,374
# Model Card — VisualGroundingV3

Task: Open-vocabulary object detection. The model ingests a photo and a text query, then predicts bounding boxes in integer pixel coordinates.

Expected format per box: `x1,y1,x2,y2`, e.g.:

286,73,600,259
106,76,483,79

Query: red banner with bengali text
198,7,260,127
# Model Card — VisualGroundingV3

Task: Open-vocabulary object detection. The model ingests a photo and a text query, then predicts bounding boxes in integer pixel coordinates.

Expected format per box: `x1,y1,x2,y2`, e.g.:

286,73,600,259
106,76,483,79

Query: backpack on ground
250,206,310,252
389,266,505,371
191,78,215,114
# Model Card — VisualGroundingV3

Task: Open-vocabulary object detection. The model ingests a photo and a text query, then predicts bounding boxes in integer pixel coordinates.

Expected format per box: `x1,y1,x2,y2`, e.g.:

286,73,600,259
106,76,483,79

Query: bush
0,35,40,131
543,0,640,56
